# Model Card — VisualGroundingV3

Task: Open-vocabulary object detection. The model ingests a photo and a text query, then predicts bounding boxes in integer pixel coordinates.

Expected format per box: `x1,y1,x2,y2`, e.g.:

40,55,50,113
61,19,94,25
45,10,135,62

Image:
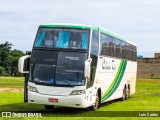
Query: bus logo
102,58,116,70
66,56,79,61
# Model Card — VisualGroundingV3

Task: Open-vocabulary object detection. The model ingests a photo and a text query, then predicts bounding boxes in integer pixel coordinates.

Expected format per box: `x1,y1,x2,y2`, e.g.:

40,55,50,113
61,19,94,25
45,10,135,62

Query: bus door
87,30,99,88
24,51,31,102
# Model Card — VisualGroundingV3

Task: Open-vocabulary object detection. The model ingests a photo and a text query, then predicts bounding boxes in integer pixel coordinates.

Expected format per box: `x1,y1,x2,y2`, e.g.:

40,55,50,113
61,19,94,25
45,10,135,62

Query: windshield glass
34,28,89,50
30,64,56,85
55,52,87,86
29,50,87,86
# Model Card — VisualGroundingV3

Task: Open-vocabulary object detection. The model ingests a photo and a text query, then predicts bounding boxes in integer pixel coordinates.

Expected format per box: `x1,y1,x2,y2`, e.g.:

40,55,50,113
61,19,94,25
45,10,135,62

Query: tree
0,41,24,76
0,41,12,75
8,49,24,76
0,66,5,76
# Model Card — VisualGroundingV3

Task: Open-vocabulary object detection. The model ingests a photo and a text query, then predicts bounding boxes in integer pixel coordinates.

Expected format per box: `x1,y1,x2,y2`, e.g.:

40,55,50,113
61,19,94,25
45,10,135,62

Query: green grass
0,77,24,88
0,77,160,119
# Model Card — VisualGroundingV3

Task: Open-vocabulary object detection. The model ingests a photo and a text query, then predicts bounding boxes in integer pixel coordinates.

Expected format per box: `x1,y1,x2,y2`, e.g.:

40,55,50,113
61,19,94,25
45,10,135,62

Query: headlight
27,85,39,93
70,90,86,95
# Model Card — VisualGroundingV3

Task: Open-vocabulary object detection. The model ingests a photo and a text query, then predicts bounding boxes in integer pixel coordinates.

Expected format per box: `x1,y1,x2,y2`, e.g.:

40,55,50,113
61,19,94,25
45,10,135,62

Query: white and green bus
18,23,137,110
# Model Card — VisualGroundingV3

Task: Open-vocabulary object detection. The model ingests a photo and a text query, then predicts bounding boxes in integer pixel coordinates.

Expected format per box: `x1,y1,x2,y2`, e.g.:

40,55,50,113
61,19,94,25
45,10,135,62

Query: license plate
48,98,58,103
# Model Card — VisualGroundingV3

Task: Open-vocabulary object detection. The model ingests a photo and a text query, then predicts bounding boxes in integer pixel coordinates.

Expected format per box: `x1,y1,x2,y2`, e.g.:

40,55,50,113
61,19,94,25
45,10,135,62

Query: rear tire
44,105,54,110
89,92,100,111
125,86,129,100
128,85,130,98
121,87,126,101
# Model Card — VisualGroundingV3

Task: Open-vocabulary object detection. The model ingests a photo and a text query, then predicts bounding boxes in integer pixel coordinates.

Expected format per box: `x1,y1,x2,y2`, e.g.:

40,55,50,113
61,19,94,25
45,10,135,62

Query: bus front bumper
28,91,89,108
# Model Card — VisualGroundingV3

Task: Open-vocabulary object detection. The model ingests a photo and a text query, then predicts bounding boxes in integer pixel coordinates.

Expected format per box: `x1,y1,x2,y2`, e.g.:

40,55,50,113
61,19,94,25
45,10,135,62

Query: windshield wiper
56,80,74,87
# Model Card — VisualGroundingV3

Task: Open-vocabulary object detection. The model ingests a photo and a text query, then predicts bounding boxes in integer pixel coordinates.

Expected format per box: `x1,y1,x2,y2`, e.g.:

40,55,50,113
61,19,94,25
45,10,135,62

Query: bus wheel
44,105,54,110
128,85,130,98
89,92,100,111
125,86,129,100
121,87,126,101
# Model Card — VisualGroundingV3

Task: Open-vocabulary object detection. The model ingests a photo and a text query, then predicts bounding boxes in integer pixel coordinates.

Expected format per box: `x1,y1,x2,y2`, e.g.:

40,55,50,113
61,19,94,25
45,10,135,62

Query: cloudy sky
0,0,160,57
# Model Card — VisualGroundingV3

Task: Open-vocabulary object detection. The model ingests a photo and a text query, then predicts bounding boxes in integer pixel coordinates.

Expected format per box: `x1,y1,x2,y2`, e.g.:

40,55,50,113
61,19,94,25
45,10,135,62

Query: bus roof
40,23,136,46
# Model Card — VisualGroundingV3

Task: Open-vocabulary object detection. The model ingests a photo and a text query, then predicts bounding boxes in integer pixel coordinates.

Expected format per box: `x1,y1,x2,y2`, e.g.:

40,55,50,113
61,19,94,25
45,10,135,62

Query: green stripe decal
101,60,127,102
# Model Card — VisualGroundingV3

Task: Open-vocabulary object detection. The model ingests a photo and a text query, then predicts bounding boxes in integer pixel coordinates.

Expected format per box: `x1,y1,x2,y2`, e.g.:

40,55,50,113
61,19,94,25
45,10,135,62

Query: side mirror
18,55,30,74
84,58,92,78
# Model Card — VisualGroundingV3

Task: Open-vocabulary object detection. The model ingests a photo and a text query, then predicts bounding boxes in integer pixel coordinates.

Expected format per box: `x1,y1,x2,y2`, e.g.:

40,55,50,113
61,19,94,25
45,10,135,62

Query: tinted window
29,51,88,86
34,28,89,50
100,33,108,55
115,39,121,58
126,43,130,59
56,52,87,86
134,46,137,61
130,45,134,60
100,32,137,61
107,36,114,56
121,41,126,59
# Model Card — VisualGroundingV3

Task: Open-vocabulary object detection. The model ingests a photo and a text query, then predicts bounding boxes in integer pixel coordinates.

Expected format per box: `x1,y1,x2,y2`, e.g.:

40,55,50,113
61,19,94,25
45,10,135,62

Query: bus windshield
34,28,89,50
29,51,87,86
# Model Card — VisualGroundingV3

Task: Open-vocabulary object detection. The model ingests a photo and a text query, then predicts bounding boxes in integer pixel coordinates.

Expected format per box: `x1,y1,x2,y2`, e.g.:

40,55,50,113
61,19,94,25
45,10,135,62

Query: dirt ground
0,88,24,92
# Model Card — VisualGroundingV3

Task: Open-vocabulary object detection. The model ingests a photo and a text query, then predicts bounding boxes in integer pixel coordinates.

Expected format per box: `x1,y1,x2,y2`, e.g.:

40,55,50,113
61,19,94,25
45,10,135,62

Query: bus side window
107,36,114,56
115,39,121,58
100,33,107,55
127,43,130,60
129,44,132,60
121,41,126,59
134,46,137,61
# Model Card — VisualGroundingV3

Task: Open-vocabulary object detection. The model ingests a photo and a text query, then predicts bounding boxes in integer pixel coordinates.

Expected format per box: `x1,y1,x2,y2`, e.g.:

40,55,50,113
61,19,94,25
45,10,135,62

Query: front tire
89,92,100,111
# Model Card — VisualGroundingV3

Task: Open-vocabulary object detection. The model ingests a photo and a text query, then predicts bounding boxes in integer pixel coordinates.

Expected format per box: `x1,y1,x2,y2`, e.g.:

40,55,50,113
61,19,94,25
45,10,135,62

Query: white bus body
19,24,137,110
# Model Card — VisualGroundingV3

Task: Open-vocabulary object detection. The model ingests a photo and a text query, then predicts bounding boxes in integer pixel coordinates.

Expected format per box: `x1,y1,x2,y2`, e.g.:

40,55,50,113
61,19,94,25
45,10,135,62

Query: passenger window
134,46,137,61
115,39,121,58
126,43,129,60
100,33,137,61
107,36,114,56
100,33,108,55
121,41,126,59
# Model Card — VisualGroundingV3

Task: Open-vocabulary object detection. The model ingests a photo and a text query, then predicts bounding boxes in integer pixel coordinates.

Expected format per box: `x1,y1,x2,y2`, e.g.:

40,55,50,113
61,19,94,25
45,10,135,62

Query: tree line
0,41,24,76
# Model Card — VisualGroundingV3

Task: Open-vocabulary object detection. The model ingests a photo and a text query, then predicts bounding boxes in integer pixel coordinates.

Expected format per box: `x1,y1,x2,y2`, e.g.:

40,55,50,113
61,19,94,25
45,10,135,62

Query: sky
0,0,160,57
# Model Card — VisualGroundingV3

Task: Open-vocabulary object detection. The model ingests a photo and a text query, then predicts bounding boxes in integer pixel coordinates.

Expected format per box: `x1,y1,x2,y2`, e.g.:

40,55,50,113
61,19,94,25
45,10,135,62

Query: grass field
0,77,24,88
0,77,160,120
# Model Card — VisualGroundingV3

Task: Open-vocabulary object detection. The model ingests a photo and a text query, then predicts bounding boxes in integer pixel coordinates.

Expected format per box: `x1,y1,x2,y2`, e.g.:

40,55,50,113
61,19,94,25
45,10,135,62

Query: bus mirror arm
84,58,92,79
18,55,30,74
